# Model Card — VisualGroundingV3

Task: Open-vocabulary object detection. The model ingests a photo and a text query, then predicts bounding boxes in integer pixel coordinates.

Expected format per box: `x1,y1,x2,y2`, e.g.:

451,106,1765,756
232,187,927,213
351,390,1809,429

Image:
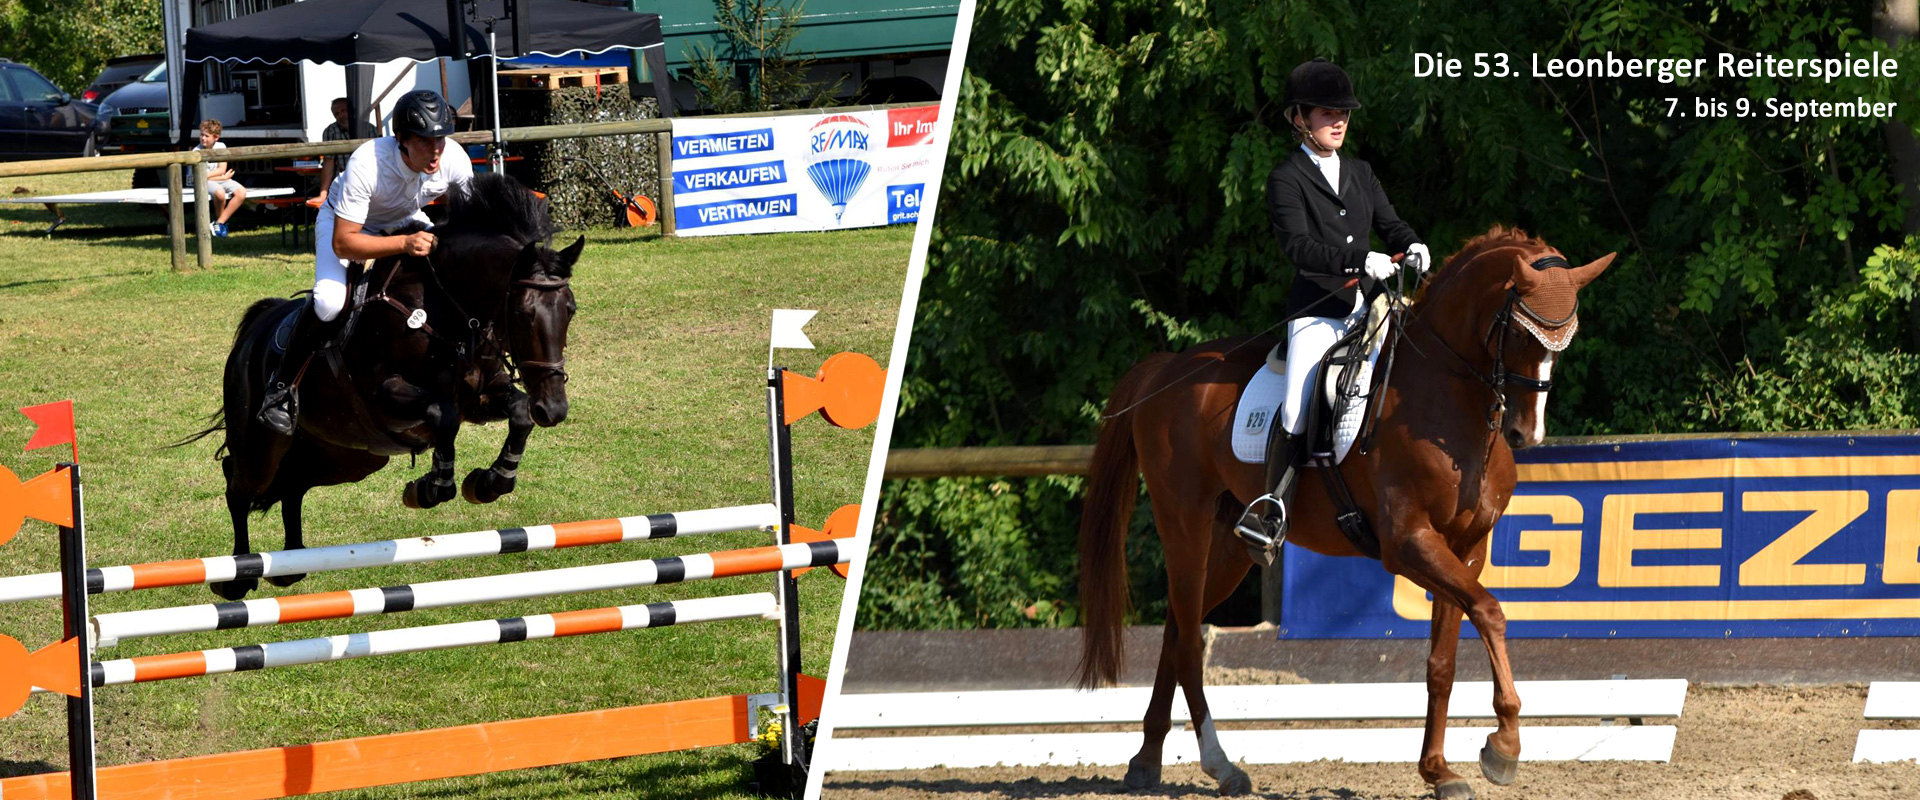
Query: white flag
771,309,818,351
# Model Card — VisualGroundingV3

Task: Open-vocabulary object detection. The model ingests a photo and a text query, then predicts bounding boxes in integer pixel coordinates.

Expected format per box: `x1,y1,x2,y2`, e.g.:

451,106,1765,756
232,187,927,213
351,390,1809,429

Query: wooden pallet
500,66,629,90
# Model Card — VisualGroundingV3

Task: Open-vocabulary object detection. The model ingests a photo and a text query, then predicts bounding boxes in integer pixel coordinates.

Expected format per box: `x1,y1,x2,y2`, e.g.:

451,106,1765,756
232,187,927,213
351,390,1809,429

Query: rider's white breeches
1281,305,1364,435
312,209,350,322
311,209,430,322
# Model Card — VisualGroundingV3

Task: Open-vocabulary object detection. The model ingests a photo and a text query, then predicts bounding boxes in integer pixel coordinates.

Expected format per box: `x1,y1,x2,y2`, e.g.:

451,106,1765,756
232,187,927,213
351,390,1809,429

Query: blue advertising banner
1280,434,1920,638
668,106,941,236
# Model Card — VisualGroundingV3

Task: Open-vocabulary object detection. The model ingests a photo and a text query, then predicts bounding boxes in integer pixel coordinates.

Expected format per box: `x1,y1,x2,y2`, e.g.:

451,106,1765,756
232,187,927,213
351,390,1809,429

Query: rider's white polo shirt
324,136,474,232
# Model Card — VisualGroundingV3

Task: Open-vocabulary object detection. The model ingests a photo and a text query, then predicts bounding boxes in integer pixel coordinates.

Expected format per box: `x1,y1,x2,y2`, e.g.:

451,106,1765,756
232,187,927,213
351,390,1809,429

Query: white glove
1364,251,1396,281
1407,242,1432,274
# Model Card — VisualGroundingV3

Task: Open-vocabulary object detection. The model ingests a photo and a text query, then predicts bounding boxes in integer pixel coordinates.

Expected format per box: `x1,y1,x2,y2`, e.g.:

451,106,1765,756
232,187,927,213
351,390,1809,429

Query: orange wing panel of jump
782,352,885,428
0,694,755,800
0,465,73,545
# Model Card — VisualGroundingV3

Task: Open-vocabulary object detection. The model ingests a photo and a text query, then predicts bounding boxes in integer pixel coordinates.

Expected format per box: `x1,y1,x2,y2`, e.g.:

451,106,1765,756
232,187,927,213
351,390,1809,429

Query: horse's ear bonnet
1518,253,1579,326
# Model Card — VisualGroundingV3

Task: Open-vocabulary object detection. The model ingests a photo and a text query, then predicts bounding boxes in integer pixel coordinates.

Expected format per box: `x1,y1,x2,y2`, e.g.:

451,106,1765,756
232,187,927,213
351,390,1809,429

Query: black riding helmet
1283,57,1361,111
394,90,455,138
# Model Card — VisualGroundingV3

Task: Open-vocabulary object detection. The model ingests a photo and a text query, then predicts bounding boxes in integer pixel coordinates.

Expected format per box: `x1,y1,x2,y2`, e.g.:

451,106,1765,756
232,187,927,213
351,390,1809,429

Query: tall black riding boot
256,307,330,436
1234,425,1304,567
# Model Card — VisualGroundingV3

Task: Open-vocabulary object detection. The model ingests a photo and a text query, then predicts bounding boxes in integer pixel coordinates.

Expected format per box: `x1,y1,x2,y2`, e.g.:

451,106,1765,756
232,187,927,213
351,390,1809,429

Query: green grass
0,170,908,798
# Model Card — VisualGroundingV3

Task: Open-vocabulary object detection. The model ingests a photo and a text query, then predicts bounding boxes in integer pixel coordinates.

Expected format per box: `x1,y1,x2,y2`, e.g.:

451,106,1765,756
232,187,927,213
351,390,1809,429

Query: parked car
97,61,172,155
0,59,106,160
83,53,163,104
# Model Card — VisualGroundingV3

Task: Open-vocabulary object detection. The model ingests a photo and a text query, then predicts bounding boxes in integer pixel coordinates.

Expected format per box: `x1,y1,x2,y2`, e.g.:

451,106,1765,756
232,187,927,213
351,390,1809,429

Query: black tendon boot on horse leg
257,307,333,436
1234,425,1302,566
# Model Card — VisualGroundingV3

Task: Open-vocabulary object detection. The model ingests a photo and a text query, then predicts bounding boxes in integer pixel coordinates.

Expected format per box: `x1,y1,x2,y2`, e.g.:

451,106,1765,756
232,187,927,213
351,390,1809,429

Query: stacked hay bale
499,82,661,231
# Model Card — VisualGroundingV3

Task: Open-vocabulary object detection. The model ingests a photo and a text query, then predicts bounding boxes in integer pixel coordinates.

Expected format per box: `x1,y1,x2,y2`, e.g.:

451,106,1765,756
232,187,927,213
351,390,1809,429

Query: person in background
316,97,354,202
193,119,247,237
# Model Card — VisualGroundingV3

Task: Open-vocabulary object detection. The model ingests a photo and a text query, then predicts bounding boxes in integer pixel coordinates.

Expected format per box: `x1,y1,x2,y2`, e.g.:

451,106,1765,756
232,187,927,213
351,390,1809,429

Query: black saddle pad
269,298,311,356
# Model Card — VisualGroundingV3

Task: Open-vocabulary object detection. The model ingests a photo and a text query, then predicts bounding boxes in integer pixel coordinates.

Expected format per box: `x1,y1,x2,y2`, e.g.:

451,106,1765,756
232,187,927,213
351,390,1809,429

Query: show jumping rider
1235,57,1431,565
257,89,474,436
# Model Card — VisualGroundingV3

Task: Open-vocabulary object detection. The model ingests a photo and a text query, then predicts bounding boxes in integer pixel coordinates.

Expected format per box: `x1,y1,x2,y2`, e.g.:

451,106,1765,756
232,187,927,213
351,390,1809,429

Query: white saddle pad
1232,295,1397,465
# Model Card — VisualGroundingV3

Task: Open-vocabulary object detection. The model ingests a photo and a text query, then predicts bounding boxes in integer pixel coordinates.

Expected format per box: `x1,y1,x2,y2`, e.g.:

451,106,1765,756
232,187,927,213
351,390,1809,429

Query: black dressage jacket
1267,148,1422,318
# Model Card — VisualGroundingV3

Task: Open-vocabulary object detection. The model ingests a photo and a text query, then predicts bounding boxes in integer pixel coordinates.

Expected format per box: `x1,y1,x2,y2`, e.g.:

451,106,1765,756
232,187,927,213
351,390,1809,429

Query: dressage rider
1235,57,1431,564
257,90,475,436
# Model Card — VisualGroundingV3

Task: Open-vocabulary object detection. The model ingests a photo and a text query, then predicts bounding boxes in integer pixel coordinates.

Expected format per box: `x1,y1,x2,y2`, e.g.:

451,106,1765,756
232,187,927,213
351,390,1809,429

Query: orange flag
20,401,76,456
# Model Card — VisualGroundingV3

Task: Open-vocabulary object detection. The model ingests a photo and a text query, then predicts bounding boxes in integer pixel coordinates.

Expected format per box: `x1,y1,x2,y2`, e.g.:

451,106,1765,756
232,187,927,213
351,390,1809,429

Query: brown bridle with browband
1406,249,1581,429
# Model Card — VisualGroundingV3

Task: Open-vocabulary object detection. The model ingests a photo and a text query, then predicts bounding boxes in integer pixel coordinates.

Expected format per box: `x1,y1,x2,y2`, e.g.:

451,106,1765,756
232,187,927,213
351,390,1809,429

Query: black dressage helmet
1283,57,1362,111
394,90,456,138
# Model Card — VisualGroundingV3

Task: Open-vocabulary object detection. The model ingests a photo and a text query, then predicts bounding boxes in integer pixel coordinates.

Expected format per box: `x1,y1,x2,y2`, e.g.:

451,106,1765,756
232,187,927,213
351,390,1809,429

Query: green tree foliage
859,0,1920,629
0,0,162,92
687,0,844,113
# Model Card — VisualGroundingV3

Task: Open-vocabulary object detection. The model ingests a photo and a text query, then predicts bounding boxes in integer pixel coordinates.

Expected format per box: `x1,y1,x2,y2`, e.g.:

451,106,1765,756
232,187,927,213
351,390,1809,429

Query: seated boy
192,119,247,237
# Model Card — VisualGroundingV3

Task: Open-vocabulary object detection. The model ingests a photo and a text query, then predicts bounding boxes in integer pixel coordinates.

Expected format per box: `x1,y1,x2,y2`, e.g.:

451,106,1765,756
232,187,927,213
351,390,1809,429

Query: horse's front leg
395,386,461,511
463,387,531,504
1419,595,1473,799
1390,531,1522,791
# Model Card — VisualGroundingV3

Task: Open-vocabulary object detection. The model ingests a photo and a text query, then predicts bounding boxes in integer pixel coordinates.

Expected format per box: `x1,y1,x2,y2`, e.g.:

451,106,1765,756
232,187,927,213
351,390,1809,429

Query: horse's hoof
265,573,306,588
1479,741,1519,786
1215,767,1253,796
404,480,449,510
1434,778,1476,800
462,469,501,504
211,577,256,601
1122,755,1161,790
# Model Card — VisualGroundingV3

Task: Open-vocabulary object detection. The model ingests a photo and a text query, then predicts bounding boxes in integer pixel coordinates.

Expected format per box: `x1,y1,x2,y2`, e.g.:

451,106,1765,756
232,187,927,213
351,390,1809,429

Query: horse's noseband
507,276,571,386
1415,252,1584,429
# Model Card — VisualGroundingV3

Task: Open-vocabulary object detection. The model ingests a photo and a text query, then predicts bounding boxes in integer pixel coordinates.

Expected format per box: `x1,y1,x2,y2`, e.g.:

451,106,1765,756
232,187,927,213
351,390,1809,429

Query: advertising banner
669,105,939,236
1281,435,1920,638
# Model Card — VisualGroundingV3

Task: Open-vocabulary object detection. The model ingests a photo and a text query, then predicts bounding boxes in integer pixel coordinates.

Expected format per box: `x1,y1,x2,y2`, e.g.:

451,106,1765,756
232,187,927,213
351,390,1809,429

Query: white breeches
312,208,429,322
312,209,350,322
1280,304,1365,435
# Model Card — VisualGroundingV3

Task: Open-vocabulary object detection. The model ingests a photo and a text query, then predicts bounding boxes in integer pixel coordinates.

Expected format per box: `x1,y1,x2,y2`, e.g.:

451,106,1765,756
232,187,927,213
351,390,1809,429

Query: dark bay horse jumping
1078,227,1613,798
186,173,582,601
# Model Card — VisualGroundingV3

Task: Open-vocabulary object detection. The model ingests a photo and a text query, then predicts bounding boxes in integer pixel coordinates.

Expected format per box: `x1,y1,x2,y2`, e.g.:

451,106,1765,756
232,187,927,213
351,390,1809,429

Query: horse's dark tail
1076,353,1173,689
168,298,282,452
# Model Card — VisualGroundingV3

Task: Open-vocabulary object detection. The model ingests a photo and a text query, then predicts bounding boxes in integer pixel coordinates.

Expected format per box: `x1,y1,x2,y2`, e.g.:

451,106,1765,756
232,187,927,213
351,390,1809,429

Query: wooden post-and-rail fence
879,430,1909,625
0,101,932,273
0,119,670,273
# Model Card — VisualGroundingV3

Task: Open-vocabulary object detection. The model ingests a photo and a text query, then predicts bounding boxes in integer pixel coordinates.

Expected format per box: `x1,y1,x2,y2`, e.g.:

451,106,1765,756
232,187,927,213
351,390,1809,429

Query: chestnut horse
1077,227,1613,798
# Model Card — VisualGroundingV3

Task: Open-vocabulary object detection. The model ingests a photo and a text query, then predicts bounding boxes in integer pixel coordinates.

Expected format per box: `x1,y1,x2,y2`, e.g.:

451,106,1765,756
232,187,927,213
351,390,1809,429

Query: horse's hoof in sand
1434,778,1476,800
1122,755,1161,790
211,577,256,601
1214,767,1253,796
1479,742,1519,786
265,572,306,588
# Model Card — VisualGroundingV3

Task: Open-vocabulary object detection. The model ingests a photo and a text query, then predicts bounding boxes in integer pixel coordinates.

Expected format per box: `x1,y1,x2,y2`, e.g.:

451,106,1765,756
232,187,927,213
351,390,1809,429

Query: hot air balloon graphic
805,115,874,222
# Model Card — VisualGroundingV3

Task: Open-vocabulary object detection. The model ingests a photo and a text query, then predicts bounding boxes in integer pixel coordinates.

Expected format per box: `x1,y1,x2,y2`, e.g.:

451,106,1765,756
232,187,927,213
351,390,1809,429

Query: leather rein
1407,253,1578,430
365,250,571,391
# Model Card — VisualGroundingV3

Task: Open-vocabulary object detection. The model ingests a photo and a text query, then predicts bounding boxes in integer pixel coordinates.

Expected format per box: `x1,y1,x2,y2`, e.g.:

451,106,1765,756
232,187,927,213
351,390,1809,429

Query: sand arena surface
824,684,1920,800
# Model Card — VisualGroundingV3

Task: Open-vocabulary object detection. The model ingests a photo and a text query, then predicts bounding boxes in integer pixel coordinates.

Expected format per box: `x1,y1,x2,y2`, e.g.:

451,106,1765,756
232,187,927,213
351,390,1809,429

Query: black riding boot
256,307,330,436
1234,425,1303,567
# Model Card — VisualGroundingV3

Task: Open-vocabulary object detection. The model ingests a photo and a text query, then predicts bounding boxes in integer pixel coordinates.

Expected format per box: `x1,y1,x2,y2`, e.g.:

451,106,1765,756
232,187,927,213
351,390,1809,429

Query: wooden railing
0,101,927,271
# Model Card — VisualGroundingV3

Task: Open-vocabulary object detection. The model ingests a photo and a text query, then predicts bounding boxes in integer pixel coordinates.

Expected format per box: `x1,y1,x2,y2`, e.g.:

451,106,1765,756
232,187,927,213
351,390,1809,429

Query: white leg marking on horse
1196,714,1233,778
1531,353,1555,442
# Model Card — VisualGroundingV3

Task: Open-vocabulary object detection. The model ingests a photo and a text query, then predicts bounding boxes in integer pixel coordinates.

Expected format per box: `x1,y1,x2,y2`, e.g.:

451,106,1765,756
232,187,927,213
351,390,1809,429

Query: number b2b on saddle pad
1232,292,1403,465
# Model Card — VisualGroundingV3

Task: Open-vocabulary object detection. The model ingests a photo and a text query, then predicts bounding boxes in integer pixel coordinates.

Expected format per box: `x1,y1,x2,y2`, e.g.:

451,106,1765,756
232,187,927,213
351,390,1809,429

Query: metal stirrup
1234,493,1289,548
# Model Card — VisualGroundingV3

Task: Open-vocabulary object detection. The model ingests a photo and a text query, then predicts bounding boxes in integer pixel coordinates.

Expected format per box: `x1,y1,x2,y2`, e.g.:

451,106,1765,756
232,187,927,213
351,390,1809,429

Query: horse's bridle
1412,253,1579,429
370,252,571,391
503,275,572,388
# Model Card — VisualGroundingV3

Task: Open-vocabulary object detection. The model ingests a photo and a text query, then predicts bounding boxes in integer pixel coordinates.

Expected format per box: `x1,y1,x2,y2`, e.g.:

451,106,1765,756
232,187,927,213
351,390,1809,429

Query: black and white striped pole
57,462,98,800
